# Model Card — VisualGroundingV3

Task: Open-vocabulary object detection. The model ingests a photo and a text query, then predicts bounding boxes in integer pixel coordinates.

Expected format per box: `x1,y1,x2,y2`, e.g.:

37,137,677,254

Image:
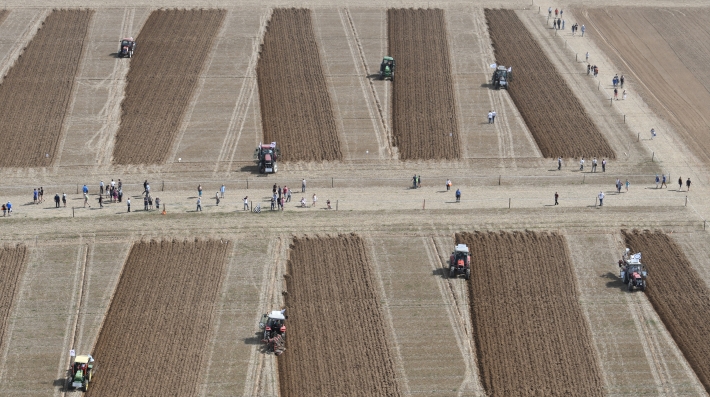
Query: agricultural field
257,8,342,162
86,239,230,396
485,9,614,159
0,245,27,350
279,235,401,396
112,9,225,164
0,10,92,167
388,9,460,160
456,231,604,396
623,230,710,392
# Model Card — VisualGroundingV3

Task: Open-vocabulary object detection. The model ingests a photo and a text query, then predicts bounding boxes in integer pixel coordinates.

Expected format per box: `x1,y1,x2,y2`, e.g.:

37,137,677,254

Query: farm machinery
491,65,512,89
254,142,280,174
118,37,136,58
379,56,395,81
618,248,648,292
449,243,471,280
67,354,95,391
259,310,286,355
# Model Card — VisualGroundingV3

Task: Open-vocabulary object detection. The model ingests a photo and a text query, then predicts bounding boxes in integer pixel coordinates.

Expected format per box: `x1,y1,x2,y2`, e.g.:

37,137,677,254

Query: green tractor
379,56,395,81
67,355,95,391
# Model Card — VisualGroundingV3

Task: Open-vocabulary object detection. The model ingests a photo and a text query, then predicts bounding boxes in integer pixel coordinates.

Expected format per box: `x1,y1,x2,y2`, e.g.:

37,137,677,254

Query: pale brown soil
278,234,401,396
257,8,342,162
0,9,92,167
0,11,8,26
112,9,225,165
623,230,710,393
388,9,460,160
485,9,614,159
457,231,604,396
86,239,230,396
0,244,27,351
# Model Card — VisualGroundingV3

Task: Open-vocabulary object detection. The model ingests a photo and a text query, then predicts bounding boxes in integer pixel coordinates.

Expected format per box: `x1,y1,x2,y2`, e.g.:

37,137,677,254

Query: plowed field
112,9,225,165
87,239,230,396
279,234,401,396
257,8,342,162
456,231,604,396
0,244,27,350
623,230,710,392
388,8,460,160
485,9,614,159
0,9,92,167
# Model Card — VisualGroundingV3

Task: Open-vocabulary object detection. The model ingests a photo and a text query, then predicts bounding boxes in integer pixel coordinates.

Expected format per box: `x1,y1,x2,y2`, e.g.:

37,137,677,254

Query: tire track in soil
112,9,226,165
279,235,402,397
388,8,460,160
0,244,28,355
457,231,604,396
623,230,710,393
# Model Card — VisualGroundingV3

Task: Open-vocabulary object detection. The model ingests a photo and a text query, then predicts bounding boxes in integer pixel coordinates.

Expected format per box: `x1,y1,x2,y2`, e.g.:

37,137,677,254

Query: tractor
618,248,648,292
259,310,286,355
118,37,136,58
449,243,471,280
253,142,280,174
491,65,511,89
67,354,94,391
379,56,395,81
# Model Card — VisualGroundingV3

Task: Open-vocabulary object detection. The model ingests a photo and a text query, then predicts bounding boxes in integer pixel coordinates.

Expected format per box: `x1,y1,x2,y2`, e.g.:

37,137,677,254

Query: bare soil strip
0,11,8,26
0,10,92,167
0,245,27,351
388,9,460,160
279,234,401,396
112,9,225,165
87,239,230,396
485,9,614,159
457,231,604,396
623,230,710,392
257,8,342,162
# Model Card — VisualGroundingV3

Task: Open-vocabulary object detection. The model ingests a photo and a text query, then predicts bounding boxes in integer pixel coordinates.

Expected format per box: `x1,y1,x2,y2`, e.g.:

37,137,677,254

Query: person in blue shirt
6,202,12,215
82,185,88,194
455,188,461,203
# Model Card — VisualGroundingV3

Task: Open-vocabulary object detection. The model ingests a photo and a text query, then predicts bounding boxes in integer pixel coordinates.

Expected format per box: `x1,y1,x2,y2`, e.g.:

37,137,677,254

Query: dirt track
279,234,401,396
112,9,225,164
485,9,614,159
87,239,230,396
457,231,604,396
0,244,27,351
257,8,342,162
388,9,460,160
0,10,92,167
623,230,710,392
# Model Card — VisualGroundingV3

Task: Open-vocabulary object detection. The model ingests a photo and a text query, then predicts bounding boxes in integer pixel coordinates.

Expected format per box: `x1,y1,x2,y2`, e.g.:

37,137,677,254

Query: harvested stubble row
0,245,28,351
0,10,92,167
623,230,710,393
388,9,460,160
113,9,225,164
257,8,342,162
279,234,401,396
485,9,614,159
87,239,230,396
457,231,603,396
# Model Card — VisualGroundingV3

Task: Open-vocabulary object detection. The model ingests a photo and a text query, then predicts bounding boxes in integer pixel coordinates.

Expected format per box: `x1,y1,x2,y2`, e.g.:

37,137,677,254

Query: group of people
570,156,608,172
99,179,125,204
587,64,599,77
571,23,584,36
487,111,497,124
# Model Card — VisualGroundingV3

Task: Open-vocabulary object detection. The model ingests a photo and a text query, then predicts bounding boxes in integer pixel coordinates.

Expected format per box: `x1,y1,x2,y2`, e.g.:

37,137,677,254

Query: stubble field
86,239,230,396
456,231,604,396
0,9,92,167
112,9,225,165
0,245,27,351
279,234,401,396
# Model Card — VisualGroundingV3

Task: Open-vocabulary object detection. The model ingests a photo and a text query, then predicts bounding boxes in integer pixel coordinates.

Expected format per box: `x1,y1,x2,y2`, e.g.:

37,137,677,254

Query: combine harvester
449,243,471,280
66,353,95,391
259,310,286,355
118,37,136,58
618,248,648,292
254,142,280,174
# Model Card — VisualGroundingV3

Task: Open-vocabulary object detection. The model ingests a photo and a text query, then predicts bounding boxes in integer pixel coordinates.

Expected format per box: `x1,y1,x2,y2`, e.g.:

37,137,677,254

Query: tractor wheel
449,266,455,278
465,268,471,280
273,163,278,173
639,280,646,292
259,165,265,174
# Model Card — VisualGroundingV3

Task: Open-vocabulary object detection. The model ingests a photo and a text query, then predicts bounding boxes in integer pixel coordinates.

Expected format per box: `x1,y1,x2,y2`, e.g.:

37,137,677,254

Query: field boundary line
0,9,48,86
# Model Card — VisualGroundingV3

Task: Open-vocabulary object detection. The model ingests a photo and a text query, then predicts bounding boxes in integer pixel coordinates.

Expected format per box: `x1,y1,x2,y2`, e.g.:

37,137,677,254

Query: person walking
155,197,160,211
678,177,683,191
488,111,493,124
312,194,318,207
196,197,202,212
33,188,38,204
197,184,203,197
54,193,60,208
84,193,89,208
592,157,597,172
625,179,630,192
651,128,656,139
446,179,451,191
585,51,589,63
491,110,497,124
598,191,605,206
555,8,558,17
548,7,552,17
287,188,292,203
581,24,585,37
661,174,667,188
617,179,622,193
144,196,148,211
412,175,418,189
620,75,625,88
655,174,660,189
579,157,585,171
622,90,627,100
557,157,562,170
98,195,103,208
6,202,11,215
455,188,461,202
127,198,131,212
100,180,104,196
302,179,306,193
243,196,249,211
686,178,692,191
554,192,559,205
587,64,591,75
614,88,618,100
417,175,421,188
220,184,225,198
62,193,67,207
215,192,220,206
1,204,5,217
82,184,88,195
602,158,607,172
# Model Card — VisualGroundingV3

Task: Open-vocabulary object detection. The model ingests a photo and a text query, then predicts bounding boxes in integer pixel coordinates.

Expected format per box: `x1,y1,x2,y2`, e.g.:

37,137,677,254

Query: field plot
112,9,225,165
388,9,460,160
0,9,92,168
485,9,613,159
279,235,401,396
87,239,230,396
0,245,27,350
623,230,710,392
457,231,604,396
257,8,341,162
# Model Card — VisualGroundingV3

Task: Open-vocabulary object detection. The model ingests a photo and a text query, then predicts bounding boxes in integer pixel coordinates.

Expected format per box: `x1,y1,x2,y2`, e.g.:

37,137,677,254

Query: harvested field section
0,245,27,349
623,230,710,392
388,9,460,160
457,231,604,396
112,9,225,165
87,239,230,397
257,8,341,162
0,9,92,167
485,9,613,159
279,235,401,396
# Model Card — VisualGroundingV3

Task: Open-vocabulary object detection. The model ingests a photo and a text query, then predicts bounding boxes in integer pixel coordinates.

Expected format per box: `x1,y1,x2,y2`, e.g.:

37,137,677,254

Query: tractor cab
492,65,511,89
260,310,286,340
379,56,395,81
449,244,471,280
69,354,94,391
119,37,136,58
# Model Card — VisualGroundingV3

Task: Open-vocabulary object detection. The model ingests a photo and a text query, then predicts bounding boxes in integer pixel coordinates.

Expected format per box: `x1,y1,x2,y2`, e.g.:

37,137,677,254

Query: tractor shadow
53,375,68,392
366,73,381,80
243,334,262,345
602,271,625,289
239,164,265,175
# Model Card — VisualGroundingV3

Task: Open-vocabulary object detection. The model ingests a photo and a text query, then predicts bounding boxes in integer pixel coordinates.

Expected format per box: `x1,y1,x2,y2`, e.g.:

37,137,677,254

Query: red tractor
618,248,648,292
449,244,471,280
118,37,136,58
254,142,280,174
259,310,286,355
